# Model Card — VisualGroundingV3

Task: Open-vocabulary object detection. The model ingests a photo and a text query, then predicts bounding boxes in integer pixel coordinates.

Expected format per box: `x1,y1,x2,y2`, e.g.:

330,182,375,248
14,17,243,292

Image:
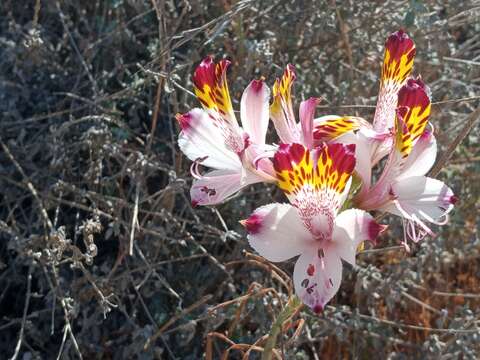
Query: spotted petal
313,115,366,144
191,169,263,206
373,30,416,133
395,78,431,158
293,246,342,313
273,143,356,210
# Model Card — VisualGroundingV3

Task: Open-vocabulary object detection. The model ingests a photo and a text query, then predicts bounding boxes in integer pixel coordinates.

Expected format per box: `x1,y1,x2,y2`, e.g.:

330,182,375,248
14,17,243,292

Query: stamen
190,156,208,180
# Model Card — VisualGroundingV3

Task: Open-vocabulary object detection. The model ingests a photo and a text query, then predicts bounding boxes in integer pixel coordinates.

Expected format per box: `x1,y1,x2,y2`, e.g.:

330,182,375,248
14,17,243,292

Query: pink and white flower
176,56,276,206
355,78,457,247
312,30,417,193
242,143,385,312
305,30,456,246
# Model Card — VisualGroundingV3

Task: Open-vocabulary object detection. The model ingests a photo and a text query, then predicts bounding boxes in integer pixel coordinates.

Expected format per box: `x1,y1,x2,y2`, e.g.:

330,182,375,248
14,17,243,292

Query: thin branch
9,265,33,360
429,107,480,177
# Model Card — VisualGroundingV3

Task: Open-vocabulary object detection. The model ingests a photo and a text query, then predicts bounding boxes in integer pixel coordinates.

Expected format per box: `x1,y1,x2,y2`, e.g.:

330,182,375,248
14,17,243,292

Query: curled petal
240,79,270,145
193,56,237,125
244,203,314,262
177,109,241,171
332,209,386,266
293,246,342,313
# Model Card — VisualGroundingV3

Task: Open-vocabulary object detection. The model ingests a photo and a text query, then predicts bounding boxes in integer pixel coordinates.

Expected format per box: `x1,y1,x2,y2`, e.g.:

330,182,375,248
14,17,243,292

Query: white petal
293,246,342,313
383,176,456,223
178,108,241,171
246,203,314,262
397,132,437,180
240,80,270,145
191,169,263,206
332,209,385,266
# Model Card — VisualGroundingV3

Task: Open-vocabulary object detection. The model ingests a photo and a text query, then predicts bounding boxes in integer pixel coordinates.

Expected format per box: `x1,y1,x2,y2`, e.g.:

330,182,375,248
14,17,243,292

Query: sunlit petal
273,143,356,211
193,56,237,125
373,30,416,133
244,203,314,262
177,109,242,171
240,79,270,145
332,209,386,266
395,77,431,158
293,246,342,313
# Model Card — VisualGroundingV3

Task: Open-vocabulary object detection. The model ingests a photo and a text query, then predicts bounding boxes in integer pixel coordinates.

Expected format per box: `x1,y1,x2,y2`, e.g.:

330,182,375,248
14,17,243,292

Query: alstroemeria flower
176,56,276,206
270,64,321,149
242,143,385,312
355,78,457,247
312,30,417,191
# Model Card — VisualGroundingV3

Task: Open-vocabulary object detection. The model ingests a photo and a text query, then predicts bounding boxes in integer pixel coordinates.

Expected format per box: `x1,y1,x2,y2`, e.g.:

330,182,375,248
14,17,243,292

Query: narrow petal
244,203,314,262
293,246,342,313
313,115,366,144
373,30,416,133
332,209,385,266
299,97,320,149
177,109,241,171
240,79,270,145
191,169,263,206
270,65,301,143
193,56,237,125
383,176,456,224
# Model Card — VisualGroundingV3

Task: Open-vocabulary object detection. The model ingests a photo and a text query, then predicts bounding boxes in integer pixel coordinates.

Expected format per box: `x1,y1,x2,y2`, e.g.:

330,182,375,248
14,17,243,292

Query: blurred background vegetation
1,0,479,358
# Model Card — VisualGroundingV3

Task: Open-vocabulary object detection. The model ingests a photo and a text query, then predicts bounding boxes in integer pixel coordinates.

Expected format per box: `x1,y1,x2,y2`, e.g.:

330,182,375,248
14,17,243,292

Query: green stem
262,296,302,360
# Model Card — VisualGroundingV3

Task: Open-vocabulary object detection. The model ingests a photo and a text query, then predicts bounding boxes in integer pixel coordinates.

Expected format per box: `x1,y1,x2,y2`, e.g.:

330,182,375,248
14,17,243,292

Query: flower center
292,185,335,243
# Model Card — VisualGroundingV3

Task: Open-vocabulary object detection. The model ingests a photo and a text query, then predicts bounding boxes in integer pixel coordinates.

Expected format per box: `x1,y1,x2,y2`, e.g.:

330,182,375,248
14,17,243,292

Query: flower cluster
175,30,456,313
